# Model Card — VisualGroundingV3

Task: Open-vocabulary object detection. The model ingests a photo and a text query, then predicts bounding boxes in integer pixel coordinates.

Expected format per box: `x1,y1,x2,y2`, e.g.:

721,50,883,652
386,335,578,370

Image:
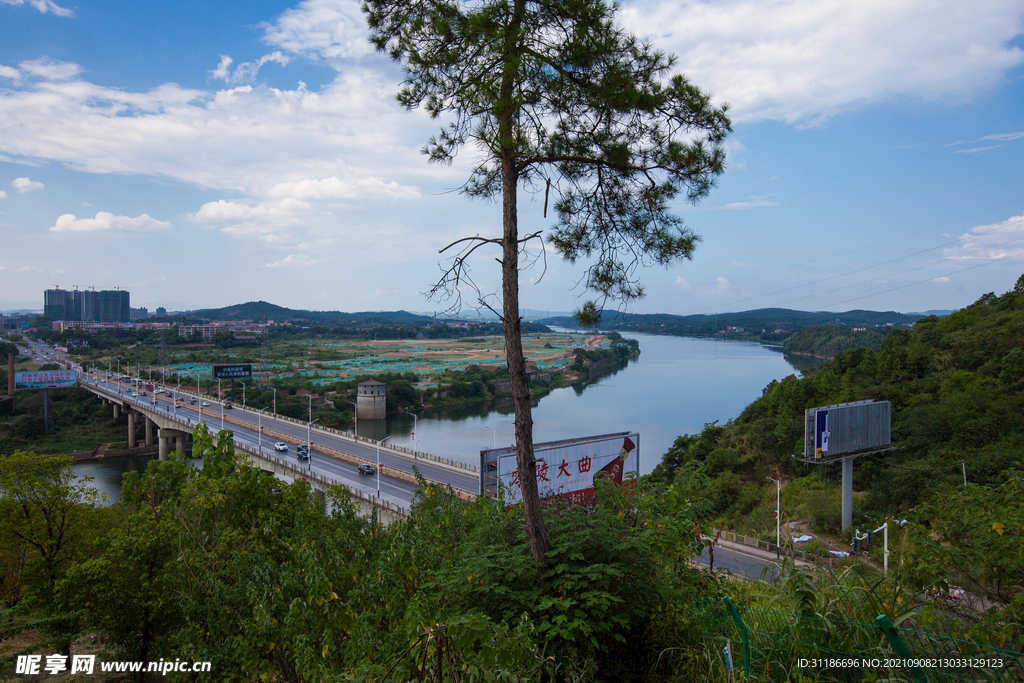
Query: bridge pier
127,412,136,448
113,402,120,419
158,434,169,461
175,433,186,456
145,416,153,447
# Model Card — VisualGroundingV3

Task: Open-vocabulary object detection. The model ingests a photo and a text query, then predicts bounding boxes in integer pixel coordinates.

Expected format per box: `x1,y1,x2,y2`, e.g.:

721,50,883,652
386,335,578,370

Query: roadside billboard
212,364,252,379
804,400,891,460
481,432,639,506
15,370,77,389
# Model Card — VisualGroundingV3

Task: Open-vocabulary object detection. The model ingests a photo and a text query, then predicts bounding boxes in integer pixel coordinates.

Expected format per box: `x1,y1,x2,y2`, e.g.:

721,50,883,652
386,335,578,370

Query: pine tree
364,0,731,564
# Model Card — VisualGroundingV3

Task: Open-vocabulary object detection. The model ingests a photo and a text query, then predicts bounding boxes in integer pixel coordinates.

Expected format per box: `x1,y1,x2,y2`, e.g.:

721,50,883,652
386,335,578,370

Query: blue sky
1,0,1023,317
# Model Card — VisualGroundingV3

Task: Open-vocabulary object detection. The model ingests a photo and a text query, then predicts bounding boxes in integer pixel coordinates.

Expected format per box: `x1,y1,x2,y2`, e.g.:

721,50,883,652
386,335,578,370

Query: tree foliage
364,0,730,564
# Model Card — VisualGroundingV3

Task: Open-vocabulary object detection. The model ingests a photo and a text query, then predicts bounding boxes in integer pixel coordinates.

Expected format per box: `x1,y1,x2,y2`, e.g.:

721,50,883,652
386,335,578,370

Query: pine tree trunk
499,0,549,567
501,152,550,566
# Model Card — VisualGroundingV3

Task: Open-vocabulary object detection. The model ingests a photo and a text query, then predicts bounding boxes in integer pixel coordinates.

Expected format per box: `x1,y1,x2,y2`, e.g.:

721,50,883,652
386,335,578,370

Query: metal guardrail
79,379,413,517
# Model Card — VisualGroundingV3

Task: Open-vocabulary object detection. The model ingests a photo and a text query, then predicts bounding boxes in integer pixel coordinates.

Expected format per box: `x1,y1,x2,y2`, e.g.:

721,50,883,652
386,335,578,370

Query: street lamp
271,387,277,417
403,410,417,446
346,401,358,437
766,477,781,560
376,435,392,499
307,418,320,471
241,382,245,409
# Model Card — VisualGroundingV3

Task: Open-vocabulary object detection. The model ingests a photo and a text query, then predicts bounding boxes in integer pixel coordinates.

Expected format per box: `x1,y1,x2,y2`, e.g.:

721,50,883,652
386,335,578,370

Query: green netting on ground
692,598,1024,683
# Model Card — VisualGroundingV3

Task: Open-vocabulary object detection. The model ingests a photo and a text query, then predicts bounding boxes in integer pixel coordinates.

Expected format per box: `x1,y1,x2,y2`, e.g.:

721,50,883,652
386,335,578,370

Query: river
379,332,805,476
75,333,808,499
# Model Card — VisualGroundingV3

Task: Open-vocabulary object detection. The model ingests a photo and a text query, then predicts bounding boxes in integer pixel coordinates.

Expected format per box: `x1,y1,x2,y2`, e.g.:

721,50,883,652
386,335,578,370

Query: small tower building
357,380,386,419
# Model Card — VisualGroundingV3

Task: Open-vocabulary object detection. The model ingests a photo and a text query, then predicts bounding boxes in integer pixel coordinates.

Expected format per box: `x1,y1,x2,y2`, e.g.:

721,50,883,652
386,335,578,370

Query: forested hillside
651,281,1024,534
782,325,891,359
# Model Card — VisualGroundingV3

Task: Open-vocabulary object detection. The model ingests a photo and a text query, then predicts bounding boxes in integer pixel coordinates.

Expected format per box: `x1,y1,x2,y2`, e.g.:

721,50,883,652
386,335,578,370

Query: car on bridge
223,402,232,409
358,464,375,475
297,445,309,460
274,442,288,452
201,401,210,406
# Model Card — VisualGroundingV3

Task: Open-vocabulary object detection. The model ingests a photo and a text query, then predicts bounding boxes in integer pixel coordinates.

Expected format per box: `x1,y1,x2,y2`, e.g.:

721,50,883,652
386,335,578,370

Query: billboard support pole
842,455,853,530
43,387,49,435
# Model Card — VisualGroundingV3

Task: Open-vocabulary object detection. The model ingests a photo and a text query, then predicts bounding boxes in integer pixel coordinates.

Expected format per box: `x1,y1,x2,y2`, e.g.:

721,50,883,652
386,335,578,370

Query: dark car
357,464,375,475
297,445,309,460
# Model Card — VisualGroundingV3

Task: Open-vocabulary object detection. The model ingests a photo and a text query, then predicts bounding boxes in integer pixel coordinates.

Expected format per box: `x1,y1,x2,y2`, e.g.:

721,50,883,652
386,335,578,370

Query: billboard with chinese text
15,370,77,389
481,432,640,506
213,364,252,379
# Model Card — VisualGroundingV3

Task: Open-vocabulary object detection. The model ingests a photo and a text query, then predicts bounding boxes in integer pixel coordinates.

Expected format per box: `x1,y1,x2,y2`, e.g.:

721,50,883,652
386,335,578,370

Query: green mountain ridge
541,307,925,338
189,300,432,324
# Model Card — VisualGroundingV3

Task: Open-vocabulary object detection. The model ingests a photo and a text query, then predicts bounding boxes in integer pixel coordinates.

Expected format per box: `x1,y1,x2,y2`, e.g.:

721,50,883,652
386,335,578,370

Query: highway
94,374,480,508
23,340,479,510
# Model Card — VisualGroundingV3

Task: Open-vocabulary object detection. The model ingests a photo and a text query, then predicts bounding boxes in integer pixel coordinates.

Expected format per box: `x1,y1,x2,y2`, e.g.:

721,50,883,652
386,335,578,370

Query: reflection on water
74,455,202,504
381,333,804,475
74,455,154,504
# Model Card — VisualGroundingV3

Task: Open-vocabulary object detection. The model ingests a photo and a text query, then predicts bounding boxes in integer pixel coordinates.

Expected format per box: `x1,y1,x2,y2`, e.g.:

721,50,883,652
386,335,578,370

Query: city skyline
1,0,1022,316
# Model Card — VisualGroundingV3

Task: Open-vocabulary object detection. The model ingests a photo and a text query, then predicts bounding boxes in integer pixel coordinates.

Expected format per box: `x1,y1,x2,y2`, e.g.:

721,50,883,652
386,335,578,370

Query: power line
678,212,1024,315
817,249,1020,310
769,230,1024,309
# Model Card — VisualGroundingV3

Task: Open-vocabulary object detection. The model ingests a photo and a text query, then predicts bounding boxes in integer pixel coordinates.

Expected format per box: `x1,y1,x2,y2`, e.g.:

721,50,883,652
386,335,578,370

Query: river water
379,332,804,476
75,333,807,499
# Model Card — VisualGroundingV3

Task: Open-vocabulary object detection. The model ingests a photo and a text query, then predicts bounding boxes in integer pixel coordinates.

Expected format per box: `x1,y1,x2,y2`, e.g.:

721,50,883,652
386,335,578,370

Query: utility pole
766,477,781,559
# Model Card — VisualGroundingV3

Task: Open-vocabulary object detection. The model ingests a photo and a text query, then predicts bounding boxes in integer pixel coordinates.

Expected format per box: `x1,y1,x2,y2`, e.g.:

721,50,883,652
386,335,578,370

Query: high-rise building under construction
44,288,130,323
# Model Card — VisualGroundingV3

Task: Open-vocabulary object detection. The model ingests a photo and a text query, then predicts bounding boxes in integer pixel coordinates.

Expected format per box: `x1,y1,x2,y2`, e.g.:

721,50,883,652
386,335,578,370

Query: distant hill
190,301,432,324
539,307,923,343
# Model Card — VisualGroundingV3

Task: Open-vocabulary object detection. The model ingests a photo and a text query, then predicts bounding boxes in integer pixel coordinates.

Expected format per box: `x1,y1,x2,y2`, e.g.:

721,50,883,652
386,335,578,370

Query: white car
274,442,288,452
201,401,211,406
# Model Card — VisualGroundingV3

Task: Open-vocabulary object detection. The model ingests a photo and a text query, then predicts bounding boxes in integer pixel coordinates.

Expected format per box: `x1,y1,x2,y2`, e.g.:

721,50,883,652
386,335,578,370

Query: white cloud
267,175,420,200
943,213,1024,261
673,276,692,291
19,57,82,81
0,190,6,199
260,0,374,66
931,276,951,282
954,145,1002,154
210,55,234,81
698,277,734,297
264,253,322,268
981,131,1024,142
722,195,778,210
49,211,172,233
211,52,292,84
188,198,310,228
0,0,73,17
12,177,43,193
0,64,20,82
0,63,435,197
620,0,1024,123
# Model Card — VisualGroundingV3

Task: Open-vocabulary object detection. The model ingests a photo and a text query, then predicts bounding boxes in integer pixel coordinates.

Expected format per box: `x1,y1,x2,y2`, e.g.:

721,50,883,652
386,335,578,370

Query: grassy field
154,331,610,386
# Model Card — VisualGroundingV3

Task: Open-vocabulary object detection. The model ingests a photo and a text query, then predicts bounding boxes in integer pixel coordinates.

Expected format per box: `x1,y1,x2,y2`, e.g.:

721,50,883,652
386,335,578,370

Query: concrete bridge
78,377,479,520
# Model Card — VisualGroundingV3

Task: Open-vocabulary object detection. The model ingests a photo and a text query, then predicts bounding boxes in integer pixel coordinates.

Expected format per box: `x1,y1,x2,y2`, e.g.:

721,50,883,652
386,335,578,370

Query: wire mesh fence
693,597,1023,682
